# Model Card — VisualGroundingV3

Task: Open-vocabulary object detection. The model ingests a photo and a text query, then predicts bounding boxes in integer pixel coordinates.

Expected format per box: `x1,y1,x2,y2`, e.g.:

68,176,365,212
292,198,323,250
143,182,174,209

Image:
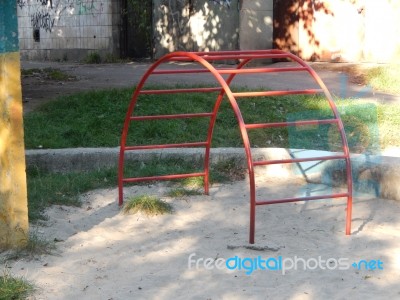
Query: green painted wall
0,2,20,53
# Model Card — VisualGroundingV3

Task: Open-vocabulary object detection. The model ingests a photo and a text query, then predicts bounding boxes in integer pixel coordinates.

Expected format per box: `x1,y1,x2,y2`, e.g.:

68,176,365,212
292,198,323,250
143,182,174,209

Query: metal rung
232,89,323,97
245,119,338,129
124,142,208,151
256,193,349,205
253,155,347,166
130,113,213,121
169,53,291,61
123,172,205,183
152,69,213,74
139,87,222,94
194,50,288,56
152,67,308,75
217,67,308,74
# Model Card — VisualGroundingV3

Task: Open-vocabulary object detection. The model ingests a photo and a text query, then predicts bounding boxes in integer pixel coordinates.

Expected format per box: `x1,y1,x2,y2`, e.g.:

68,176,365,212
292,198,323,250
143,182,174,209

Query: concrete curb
25,147,400,201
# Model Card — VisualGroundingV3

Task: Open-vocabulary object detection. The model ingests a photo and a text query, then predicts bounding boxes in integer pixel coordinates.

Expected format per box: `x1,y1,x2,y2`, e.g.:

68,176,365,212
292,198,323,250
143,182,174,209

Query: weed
211,158,246,182
178,177,204,189
122,195,173,216
21,68,75,81
0,268,34,300
21,68,40,76
85,52,102,64
104,53,120,63
21,231,56,257
43,68,71,81
3,231,56,261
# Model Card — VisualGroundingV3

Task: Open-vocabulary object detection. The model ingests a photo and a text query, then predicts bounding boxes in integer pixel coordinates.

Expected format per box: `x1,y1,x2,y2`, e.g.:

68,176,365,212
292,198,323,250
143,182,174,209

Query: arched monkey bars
118,50,353,244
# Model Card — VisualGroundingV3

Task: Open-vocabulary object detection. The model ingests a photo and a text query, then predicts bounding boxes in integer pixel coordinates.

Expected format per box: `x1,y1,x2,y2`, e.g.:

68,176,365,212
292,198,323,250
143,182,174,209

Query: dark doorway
121,0,153,59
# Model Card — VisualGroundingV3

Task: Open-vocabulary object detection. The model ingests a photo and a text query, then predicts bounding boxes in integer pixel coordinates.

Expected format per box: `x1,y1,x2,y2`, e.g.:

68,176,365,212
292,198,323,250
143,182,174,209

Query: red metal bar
218,67,308,74
253,155,347,166
118,49,353,245
139,87,221,94
194,49,290,56
169,53,291,61
245,119,338,129
130,113,213,121
124,142,208,151
194,50,286,56
282,51,353,236
151,67,307,75
197,57,258,245
203,58,253,199
119,53,170,205
152,69,215,74
232,89,323,98
256,193,349,205
123,172,205,183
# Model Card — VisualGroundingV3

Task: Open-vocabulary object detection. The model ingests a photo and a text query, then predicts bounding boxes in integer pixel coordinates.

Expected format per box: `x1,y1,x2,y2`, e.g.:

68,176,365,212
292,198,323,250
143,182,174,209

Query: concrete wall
17,0,275,62
16,0,400,63
153,0,240,59
191,0,239,52
17,0,121,61
276,0,400,63
153,0,191,57
0,3,29,249
363,0,400,63
239,0,273,51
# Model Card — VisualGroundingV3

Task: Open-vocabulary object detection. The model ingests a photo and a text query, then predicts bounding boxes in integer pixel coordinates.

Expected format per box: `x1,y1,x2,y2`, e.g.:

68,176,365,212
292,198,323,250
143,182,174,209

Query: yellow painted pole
0,3,29,249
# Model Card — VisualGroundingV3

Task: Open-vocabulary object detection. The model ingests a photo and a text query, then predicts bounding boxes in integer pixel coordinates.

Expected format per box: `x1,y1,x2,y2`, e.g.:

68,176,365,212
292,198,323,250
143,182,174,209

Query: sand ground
3,176,400,299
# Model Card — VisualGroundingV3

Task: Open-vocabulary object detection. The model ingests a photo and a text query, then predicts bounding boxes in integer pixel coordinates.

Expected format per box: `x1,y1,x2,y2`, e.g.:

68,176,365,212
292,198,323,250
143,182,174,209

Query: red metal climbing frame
118,50,353,244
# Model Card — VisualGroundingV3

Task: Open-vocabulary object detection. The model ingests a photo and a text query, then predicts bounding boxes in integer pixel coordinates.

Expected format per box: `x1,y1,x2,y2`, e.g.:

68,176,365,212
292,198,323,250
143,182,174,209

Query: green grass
0,269,34,300
24,85,398,151
27,158,243,222
211,158,247,181
122,195,173,216
21,68,41,76
24,88,131,148
85,52,102,64
27,166,117,221
175,177,204,189
21,68,75,81
3,231,56,261
365,64,400,95
21,231,56,257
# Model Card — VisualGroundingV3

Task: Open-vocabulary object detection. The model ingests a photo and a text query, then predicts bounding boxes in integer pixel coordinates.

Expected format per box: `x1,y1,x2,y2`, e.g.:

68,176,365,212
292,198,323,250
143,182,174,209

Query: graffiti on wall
31,10,55,32
168,0,187,35
209,0,231,8
159,0,189,36
18,0,104,33
76,0,104,15
17,0,27,9
37,0,53,8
